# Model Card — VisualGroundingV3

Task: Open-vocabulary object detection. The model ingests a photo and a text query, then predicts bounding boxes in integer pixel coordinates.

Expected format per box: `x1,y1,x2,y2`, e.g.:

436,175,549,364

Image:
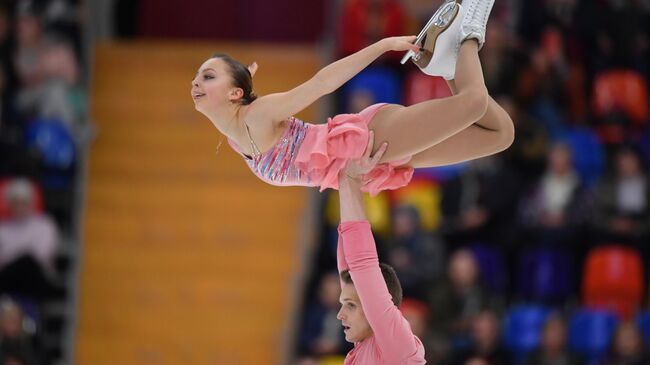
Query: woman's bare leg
406,80,515,168
369,40,489,163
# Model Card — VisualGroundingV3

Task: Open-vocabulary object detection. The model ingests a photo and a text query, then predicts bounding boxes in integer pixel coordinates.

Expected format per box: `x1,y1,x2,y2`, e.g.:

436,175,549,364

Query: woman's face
337,283,373,343
615,323,642,357
191,58,240,115
616,151,641,178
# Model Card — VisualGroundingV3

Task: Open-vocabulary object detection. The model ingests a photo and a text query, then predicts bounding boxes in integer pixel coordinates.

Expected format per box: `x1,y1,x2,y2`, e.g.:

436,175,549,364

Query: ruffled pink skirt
295,103,413,196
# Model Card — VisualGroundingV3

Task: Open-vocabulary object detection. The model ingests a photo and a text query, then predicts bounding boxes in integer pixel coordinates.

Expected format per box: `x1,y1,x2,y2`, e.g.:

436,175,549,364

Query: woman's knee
498,112,515,151
460,87,489,122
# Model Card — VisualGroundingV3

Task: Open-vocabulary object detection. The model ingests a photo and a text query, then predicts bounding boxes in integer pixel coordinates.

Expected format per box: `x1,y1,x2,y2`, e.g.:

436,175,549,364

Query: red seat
0,179,44,220
403,71,452,106
593,70,649,125
582,245,644,319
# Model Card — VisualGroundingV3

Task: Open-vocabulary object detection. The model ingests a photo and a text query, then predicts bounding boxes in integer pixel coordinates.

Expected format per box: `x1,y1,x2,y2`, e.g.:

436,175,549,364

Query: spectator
0,178,60,301
427,249,502,350
481,18,525,96
448,309,511,365
336,0,405,59
593,146,650,246
0,178,57,274
0,298,37,365
518,142,591,245
0,4,15,127
386,204,445,299
14,0,80,129
297,271,350,358
440,156,521,246
524,315,584,365
600,321,650,365
400,297,442,364
498,95,549,181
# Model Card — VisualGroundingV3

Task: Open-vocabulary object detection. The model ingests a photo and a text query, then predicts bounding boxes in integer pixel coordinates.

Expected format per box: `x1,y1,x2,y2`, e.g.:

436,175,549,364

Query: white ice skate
402,0,496,80
459,0,496,50
400,0,463,80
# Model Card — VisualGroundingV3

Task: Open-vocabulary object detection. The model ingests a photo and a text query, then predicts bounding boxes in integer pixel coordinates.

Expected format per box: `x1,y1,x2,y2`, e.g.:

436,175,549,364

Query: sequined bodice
240,117,312,186
228,103,415,194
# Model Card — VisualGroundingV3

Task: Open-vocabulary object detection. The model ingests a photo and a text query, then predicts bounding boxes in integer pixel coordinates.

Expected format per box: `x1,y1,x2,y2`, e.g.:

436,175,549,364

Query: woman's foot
401,0,463,80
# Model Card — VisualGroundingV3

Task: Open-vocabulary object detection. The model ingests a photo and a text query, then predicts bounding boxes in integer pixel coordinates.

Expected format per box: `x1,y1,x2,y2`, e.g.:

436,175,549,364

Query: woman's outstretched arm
249,37,419,123
315,37,418,95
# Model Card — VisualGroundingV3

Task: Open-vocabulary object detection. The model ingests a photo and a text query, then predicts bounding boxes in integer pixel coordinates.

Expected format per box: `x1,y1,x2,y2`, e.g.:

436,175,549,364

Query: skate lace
465,0,491,32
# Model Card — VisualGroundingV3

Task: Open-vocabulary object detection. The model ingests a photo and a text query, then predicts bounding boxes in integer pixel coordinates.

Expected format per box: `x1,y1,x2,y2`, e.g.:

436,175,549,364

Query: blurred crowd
296,0,650,364
0,0,85,363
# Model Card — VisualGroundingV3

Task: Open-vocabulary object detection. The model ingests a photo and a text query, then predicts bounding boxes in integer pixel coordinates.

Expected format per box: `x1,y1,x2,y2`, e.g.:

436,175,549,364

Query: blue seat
469,244,507,293
25,118,76,188
517,247,573,303
344,67,401,108
561,128,605,188
568,309,618,364
635,311,650,347
25,118,76,169
503,305,550,365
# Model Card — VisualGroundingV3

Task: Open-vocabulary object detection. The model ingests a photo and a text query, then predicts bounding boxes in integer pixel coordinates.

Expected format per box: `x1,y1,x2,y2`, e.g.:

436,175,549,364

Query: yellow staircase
76,41,320,365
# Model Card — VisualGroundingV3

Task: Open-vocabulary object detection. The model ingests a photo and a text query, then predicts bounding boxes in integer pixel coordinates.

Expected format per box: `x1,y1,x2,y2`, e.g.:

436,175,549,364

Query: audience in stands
300,1,650,362
440,156,520,246
386,205,445,299
517,142,591,245
0,178,60,301
0,297,38,365
297,272,351,359
14,1,80,132
336,0,406,60
525,315,584,365
400,298,442,364
0,178,57,274
600,322,650,365
593,146,650,246
426,249,502,350
448,309,511,365
0,0,84,362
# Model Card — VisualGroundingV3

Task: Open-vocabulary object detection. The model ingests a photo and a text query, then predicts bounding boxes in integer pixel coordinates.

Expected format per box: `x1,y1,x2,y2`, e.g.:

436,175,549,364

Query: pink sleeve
337,231,348,273
338,221,419,360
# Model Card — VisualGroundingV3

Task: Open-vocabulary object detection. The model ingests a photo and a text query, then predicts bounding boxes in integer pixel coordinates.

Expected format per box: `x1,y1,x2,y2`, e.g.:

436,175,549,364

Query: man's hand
338,131,388,222
341,131,388,181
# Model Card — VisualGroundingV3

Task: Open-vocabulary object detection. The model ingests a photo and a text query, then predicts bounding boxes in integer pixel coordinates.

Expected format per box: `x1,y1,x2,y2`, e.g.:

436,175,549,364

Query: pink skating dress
227,103,414,196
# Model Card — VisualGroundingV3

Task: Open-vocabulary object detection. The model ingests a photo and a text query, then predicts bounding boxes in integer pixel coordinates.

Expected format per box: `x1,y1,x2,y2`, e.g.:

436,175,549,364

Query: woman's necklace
215,106,241,157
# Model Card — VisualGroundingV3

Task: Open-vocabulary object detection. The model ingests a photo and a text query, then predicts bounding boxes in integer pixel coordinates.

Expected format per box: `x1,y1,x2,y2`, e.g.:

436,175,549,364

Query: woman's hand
380,36,420,53
342,131,388,181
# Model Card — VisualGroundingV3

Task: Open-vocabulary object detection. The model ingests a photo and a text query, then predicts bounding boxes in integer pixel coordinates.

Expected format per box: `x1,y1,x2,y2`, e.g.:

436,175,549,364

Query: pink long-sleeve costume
337,221,426,364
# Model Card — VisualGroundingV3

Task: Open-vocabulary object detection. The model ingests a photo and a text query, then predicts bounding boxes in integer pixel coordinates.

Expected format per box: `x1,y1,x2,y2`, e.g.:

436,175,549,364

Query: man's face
337,283,373,343
8,197,31,219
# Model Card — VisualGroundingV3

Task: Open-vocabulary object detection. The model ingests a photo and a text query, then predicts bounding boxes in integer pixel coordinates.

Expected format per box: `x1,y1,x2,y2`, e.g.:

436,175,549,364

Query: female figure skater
335,131,425,363
191,0,512,195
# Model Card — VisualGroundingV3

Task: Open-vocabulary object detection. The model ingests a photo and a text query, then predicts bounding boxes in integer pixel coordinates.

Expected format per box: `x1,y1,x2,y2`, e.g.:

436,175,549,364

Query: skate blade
400,0,456,65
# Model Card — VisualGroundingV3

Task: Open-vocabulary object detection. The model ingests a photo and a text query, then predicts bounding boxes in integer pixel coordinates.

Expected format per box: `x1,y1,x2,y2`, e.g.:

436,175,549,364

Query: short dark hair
340,263,403,307
211,53,257,105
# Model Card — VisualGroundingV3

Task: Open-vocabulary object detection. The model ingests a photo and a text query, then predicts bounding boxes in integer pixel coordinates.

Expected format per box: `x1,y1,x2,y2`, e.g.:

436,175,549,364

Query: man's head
317,271,342,310
541,314,568,354
471,310,501,352
448,249,479,290
5,179,35,220
547,142,573,176
337,263,402,343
